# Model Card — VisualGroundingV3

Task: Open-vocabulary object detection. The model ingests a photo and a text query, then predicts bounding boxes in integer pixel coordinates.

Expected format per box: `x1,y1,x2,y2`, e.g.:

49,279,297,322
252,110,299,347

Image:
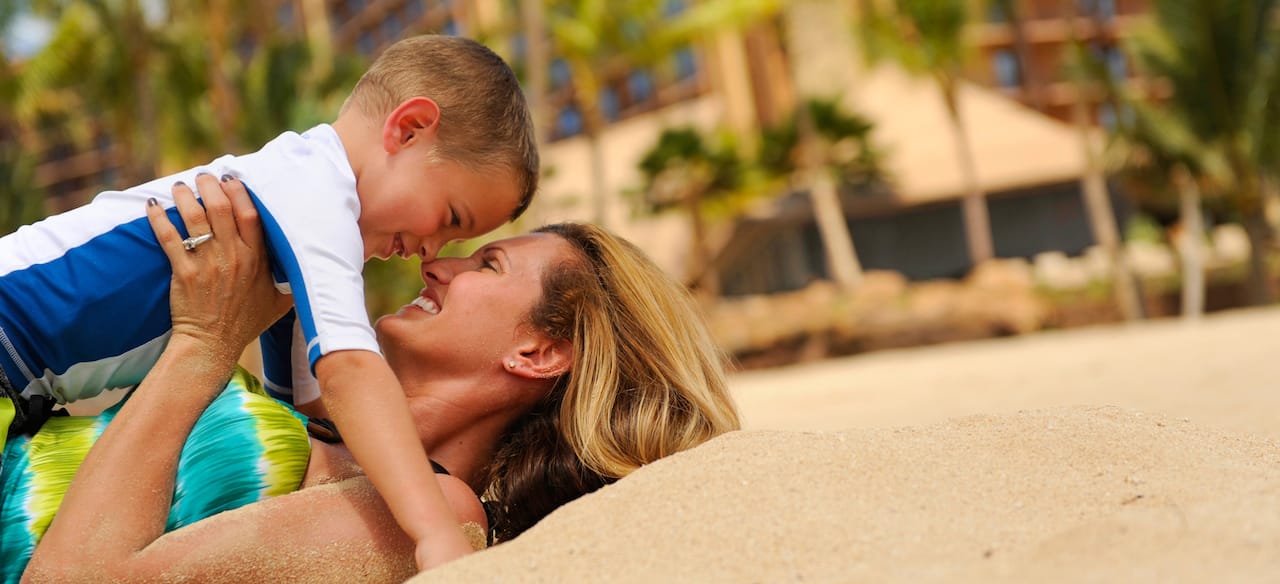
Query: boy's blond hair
344,35,538,219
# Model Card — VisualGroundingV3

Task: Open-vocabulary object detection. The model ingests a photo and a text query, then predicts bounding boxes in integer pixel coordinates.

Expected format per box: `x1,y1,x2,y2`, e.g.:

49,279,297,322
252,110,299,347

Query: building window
382,12,404,41
276,3,294,27
406,0,426,20
556,105,584,137
550,58,572,90
628,70,655,103
599,87,620,122
986,1,1009,23
992,49,1022,88
1103,45,1126,80
674,46,698,82
357,32,376,54
1078,0,1116,22
526,0,707,141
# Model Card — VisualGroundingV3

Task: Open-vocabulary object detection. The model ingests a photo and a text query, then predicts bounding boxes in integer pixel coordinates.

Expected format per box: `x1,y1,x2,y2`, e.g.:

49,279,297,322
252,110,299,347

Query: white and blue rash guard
0,124,377,406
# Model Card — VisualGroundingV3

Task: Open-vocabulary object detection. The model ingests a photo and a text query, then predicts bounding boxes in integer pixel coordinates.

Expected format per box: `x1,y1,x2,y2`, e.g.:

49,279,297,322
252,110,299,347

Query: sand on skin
410,307,1280,583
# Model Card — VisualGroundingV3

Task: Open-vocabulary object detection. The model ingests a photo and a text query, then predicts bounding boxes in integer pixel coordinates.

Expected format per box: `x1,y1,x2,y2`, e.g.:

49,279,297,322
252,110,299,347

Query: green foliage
0,143,44,235
860,0,974,80
636,127,746,212
759,98,883,185
1124,213,1165,244
1113,0,1280,198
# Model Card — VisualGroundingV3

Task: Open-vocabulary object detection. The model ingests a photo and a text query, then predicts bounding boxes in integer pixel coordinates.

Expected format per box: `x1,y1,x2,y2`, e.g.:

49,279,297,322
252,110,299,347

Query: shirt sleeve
238,180,381,375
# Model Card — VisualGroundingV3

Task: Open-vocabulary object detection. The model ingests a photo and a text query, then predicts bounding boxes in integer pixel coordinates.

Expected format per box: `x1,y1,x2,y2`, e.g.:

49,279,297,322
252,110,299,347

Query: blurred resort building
27,0,1153,295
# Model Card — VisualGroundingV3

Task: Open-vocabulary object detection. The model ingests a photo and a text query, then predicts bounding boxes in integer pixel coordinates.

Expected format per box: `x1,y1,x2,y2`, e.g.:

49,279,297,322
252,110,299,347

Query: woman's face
375,232,573,379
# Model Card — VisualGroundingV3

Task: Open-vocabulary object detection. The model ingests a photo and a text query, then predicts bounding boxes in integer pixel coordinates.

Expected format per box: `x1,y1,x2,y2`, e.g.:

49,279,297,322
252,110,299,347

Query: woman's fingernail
220,174,234,183
196,171,212,178
147,197,159,208
173,180,186,188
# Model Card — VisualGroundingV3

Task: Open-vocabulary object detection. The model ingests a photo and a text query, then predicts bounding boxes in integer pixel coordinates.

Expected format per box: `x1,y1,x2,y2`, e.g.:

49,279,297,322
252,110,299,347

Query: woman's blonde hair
485,222,740,541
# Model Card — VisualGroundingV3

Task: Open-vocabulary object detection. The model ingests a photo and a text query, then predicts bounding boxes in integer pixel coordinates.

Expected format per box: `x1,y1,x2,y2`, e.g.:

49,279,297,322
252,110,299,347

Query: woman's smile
409,289,442,315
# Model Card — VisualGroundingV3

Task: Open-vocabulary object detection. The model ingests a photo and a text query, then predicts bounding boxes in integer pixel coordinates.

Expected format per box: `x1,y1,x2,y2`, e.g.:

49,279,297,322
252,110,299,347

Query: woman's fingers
218,175,265,251
174,175,213,241
146,190,185,266
194,173,236,243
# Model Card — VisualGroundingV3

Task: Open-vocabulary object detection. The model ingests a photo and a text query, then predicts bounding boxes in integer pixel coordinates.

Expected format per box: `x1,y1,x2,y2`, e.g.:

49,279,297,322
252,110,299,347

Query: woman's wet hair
483,222,741,542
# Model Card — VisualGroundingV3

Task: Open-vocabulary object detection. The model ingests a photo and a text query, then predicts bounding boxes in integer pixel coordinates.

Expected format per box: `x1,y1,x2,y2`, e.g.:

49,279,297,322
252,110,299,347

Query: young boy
0,34,538,569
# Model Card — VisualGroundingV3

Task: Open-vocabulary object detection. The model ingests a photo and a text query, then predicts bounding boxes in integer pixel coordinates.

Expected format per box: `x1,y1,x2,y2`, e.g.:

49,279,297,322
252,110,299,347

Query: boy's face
359,157,522,262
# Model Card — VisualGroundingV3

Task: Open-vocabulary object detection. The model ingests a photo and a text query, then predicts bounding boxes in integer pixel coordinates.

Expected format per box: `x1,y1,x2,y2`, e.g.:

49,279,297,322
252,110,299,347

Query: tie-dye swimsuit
0,368,312,580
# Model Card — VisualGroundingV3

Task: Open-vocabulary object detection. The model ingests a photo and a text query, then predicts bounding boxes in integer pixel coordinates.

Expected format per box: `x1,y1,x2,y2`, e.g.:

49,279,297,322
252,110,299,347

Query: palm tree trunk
124,0,157,183
1063,0,1142,320
300,0,333,83
207,0,240,154
520,0,550,223
569,62,609,226
1173,166,1205,320
1000,0,1044,111
799,107,862,290
940,81,995,265
1241,209,1275,305
684,186,720,301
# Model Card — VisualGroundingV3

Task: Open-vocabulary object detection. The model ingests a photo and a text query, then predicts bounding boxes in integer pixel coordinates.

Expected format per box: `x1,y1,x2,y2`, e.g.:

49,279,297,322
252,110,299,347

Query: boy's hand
416,533,475,572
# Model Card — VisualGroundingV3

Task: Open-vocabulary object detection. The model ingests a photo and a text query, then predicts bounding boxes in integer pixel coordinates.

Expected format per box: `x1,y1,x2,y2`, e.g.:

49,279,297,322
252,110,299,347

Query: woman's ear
381,97,442,154
506,338,572,379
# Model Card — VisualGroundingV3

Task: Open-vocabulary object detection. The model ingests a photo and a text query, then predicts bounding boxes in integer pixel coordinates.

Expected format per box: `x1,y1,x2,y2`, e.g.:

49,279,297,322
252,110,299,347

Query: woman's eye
450,208,461,228
481,258,497,271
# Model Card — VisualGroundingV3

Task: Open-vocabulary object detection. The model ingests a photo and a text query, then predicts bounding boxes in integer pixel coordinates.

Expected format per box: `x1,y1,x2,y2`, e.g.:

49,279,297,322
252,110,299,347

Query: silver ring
182,233,214,251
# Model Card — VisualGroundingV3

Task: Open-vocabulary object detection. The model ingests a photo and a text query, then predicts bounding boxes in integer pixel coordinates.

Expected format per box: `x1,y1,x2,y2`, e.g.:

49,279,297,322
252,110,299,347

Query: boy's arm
315,349,475,571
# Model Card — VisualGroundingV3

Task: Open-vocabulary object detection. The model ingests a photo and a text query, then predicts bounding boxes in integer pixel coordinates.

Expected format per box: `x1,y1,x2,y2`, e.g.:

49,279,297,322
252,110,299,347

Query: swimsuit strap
305,416,451,476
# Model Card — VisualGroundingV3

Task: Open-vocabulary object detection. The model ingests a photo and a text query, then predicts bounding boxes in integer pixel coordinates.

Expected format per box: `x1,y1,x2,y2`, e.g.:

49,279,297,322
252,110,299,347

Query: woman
11,176,740,581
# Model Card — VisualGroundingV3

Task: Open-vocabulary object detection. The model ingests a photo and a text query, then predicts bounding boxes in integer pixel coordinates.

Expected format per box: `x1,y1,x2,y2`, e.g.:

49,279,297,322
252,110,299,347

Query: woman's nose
421,259,451,284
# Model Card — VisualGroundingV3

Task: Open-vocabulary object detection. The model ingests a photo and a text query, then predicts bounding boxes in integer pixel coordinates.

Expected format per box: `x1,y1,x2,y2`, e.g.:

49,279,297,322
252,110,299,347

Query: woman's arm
28,472,486,583
23,174,291,581
24,175,487,583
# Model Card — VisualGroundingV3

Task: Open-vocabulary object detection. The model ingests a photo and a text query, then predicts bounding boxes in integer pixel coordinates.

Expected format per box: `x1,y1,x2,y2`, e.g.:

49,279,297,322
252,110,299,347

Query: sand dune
415,308,1280,583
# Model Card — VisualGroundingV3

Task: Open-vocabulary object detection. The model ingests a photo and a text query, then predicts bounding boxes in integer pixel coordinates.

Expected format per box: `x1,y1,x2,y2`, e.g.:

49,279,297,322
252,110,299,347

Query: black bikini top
306,417,451,475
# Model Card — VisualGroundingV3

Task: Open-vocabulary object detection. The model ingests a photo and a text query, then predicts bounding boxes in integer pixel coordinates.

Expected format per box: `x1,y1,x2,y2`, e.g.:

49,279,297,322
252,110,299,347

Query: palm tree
518,0,551,224
637,127,752,298
1107,95,1226,319
989,0,1044,111
0,40,47,234
759,98,884,290
538,0,781,226
1061,5,1145,321
23,0,164,185
1120,0,1280,305
859,0,995,267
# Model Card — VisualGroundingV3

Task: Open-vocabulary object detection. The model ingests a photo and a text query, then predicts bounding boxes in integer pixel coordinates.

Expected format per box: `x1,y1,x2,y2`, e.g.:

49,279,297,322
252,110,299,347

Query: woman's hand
146,173,292,365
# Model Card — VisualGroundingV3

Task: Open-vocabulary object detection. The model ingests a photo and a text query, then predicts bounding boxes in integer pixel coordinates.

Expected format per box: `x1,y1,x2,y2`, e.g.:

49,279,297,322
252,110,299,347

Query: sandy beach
417,307,1280,583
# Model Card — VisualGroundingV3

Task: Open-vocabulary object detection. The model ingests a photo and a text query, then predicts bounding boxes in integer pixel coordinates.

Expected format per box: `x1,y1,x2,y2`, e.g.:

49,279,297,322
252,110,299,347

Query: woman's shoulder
437,473,487,533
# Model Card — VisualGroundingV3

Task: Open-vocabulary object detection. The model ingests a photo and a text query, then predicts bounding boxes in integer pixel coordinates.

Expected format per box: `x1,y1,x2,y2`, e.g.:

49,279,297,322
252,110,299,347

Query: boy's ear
382,97,442,154
506,338,572,380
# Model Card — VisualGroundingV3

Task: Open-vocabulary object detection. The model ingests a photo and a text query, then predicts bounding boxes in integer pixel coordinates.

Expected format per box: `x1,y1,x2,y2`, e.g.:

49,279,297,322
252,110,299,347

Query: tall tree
1122,0,1280,305
538,0,780,225
23,0,165,185
860,0,996,266
1062,3,1145,321
758,97,884,289
637,127,751,299
990,0,1044,111
0,15,46,234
